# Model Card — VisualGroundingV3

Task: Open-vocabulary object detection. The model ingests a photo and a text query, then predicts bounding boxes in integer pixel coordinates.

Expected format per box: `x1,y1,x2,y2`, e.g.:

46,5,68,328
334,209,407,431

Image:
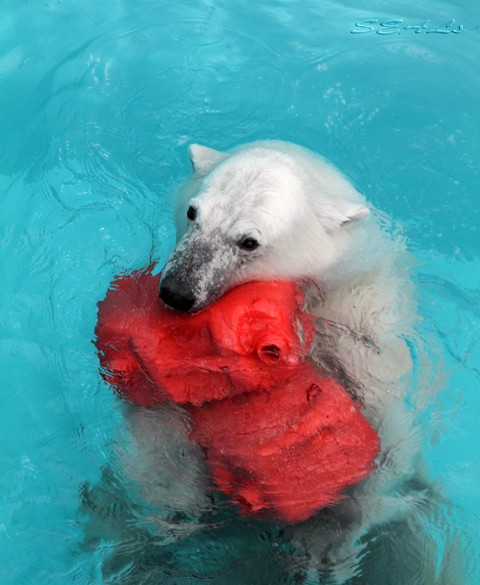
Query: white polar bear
156,141,426,574
93,141,446,584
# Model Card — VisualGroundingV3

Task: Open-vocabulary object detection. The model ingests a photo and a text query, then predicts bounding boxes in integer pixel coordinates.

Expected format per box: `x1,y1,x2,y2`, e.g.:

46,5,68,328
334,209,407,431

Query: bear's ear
188,144,228,175
316,201,370,230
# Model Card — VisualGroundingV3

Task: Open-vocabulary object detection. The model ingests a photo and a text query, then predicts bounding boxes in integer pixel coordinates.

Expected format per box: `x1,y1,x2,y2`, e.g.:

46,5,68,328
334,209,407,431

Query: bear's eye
187,206,197,221
239,237,260,251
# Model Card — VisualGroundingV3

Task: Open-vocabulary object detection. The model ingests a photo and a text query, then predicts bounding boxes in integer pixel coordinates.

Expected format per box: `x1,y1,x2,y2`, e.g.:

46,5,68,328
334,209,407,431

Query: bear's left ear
316,201,370,230
188,144,228,175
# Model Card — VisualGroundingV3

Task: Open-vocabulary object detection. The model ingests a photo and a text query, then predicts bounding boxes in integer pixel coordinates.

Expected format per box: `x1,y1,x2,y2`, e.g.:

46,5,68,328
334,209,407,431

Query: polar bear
89,141,450,584
156,141,428,577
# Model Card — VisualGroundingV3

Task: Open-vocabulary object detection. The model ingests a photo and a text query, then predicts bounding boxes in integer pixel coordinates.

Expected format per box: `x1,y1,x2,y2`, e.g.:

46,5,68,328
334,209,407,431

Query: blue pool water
0,1,479,583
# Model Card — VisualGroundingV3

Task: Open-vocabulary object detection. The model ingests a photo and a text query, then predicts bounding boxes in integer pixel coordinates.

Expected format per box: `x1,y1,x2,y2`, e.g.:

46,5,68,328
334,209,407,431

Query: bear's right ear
188,144,228,175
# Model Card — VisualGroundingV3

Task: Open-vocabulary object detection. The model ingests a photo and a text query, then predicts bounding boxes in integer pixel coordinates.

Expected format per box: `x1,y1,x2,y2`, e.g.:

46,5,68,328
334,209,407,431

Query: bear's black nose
159,277,195,313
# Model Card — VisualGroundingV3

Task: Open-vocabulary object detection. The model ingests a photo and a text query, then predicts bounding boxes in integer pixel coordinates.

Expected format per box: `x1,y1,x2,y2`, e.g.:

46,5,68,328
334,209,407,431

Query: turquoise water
0,1,479,583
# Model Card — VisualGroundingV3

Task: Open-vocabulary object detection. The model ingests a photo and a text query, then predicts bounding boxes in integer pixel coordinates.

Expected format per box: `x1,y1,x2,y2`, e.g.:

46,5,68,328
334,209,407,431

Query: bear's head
160,142,369,313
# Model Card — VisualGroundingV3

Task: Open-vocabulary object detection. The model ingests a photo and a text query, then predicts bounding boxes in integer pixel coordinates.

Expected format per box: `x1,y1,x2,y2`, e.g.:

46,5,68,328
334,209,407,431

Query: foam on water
0,1,479,583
